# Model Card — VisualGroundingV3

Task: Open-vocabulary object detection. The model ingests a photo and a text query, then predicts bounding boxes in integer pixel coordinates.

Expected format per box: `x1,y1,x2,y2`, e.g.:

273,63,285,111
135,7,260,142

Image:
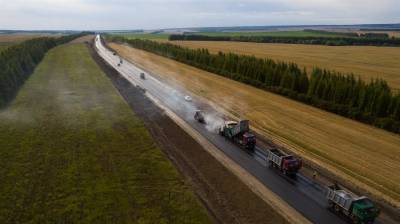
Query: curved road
95,35,383,224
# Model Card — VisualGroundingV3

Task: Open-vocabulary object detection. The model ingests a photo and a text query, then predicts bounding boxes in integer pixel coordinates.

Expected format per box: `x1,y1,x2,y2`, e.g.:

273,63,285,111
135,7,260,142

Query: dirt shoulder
88,41,291,224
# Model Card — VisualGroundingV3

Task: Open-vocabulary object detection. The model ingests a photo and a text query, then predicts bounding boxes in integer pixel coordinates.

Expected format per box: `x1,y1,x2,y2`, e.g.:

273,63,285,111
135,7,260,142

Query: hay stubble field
166,40,400,90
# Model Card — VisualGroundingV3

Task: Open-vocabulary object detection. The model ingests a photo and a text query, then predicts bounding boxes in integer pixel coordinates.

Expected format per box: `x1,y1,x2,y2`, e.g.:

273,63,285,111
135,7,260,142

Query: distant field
0,43,10,52
0,42,210,223
112,30,353,41
0,34,51,43
166,40,400,89
110,43,400,207
0,34,55,52
116,33,169,40
194,30,351,37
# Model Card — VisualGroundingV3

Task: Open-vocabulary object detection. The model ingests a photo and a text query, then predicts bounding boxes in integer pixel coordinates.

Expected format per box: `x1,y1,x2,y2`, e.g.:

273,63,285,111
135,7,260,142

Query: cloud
0,0,399,30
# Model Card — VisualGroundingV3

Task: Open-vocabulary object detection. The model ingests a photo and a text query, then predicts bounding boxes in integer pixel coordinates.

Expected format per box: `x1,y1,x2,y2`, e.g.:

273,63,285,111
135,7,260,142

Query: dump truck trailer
219,120,256,150
326,185,380,223
266,148,302,175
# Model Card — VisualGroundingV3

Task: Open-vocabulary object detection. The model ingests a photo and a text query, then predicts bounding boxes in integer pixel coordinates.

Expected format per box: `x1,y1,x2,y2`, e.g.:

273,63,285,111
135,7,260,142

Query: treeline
169,34,400,46
109,36,400,133
303,29,390,39
0,32,91,108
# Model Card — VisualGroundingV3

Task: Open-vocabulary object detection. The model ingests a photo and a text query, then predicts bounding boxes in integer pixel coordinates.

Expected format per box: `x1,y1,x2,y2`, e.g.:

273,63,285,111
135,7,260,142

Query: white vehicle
184,96,192,102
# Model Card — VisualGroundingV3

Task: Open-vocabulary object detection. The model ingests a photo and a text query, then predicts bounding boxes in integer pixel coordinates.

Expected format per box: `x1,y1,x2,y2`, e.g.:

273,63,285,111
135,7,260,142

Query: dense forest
169,34,400,46
0,33,90,108
109,36,400,133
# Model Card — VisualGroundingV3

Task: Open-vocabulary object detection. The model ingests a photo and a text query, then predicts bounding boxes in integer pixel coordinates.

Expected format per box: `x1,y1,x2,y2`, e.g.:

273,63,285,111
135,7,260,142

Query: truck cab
351,197,380,224
242,132,256,149
282,155,302,173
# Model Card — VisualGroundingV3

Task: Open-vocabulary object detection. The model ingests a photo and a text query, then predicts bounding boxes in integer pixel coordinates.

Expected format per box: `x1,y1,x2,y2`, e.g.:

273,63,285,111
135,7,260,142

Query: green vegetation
110,36,400,133
194,30,353,38
111,30,350,41
0,43,11,52
0,33,88,108
170,33,400,46
117,33,170,40
0,43,210,223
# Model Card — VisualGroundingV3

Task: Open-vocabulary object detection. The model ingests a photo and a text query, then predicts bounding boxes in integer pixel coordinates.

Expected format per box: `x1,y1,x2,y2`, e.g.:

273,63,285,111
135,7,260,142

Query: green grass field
194,30,351,37
117,33,170,40
0,42,210,223
0,44,10,52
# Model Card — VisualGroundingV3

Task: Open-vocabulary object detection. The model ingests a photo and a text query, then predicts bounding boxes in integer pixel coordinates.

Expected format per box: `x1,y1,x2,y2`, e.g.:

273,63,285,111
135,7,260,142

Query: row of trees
303,29,391,39
0,33,90,108
110,36,400,133
169,34,400,46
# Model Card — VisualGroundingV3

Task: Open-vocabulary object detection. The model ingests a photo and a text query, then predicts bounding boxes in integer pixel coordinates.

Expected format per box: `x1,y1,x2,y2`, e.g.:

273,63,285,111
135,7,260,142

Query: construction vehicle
184,95,192,102
219,120,256,150
194,110,205,123
266,148,302,175
326,185,380,223
140,73,146,80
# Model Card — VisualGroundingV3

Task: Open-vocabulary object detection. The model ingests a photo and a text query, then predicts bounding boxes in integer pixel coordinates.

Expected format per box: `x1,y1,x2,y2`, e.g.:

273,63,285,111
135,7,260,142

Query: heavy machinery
194,110,205,123
219,120,256,150
326,185,380,223
266,148,302,175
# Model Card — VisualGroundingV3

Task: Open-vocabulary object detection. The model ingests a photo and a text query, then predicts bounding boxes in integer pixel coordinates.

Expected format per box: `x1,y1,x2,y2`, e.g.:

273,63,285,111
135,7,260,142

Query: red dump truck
219,120,256,150
266,148,302,175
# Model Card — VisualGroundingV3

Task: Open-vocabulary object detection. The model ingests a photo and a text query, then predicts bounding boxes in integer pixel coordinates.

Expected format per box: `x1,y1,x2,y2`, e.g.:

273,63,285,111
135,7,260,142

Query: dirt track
88,42,289,224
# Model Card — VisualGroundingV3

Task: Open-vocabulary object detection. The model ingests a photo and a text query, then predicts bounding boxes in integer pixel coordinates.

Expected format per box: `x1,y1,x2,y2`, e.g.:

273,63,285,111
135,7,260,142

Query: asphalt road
95,35,382,224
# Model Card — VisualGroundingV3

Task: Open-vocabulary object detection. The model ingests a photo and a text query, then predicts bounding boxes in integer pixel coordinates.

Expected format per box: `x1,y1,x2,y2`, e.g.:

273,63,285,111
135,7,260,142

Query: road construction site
95,35,393,224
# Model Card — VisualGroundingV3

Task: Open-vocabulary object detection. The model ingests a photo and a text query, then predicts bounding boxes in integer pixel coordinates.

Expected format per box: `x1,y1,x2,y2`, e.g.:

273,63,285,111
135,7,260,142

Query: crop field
0,43,10,52
116,33,169,40
165,40,400,90
0,41,210,223
0,34,54,52
110,43,400,207
0,34,50,43
194,30,351,37
112,30,350,41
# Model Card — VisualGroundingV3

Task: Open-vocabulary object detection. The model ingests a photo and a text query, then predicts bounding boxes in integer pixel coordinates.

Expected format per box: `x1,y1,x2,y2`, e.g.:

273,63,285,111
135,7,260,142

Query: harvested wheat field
110,42,400,208
0,34,51,43
164,40,400,90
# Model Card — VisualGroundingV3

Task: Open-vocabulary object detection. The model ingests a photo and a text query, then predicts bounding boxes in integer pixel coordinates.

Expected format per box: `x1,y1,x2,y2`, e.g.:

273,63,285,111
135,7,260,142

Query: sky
0,0,399,30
